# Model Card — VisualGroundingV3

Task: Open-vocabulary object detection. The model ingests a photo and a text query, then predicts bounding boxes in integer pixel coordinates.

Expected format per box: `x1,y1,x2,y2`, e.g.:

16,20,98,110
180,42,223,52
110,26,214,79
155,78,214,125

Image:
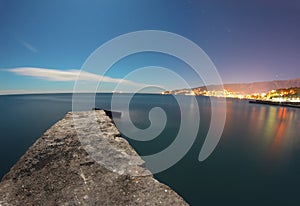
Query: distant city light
162,87,300,103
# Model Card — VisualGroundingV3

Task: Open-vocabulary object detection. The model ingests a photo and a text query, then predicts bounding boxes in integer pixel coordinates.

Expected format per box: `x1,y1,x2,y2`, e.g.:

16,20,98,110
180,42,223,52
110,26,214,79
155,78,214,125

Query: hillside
165,78,300,95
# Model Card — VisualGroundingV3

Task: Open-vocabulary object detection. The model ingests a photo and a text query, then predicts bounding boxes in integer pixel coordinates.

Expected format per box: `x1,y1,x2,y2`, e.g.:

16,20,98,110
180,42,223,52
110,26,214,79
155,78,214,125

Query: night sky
0,0,299,93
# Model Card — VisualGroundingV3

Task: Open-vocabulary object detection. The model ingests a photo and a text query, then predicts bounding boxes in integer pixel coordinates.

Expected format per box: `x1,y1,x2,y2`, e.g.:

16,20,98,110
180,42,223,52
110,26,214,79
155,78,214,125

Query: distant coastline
249,100,300,108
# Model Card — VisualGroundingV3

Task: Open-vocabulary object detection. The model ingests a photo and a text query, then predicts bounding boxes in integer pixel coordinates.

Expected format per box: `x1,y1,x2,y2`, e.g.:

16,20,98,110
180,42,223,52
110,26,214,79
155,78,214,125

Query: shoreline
249,100,300,108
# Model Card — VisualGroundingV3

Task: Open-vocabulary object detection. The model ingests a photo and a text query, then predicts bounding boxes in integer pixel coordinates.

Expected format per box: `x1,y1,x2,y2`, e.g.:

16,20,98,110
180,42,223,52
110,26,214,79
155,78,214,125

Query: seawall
0,110,188,205
249,100,300,108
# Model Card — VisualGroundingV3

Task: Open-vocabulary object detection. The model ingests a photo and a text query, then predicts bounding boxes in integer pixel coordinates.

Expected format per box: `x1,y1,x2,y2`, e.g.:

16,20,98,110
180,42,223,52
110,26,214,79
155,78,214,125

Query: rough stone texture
0,111,188,206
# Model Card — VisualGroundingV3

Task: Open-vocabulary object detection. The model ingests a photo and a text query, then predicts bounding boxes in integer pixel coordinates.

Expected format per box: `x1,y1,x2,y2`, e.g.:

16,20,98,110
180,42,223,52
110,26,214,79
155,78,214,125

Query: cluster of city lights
162,88,300,103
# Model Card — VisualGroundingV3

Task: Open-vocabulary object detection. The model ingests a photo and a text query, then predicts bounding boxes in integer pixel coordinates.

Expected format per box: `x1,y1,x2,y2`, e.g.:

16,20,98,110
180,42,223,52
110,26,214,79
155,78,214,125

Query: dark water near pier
0,93,299,205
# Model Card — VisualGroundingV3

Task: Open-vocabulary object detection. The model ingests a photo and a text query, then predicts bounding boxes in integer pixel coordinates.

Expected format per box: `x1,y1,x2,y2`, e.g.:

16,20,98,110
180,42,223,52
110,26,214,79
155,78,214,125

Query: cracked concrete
0,110,188,206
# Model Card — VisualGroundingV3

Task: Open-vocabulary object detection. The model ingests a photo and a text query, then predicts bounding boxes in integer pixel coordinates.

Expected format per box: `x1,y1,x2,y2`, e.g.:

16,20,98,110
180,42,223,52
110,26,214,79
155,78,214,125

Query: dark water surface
0,94,299,205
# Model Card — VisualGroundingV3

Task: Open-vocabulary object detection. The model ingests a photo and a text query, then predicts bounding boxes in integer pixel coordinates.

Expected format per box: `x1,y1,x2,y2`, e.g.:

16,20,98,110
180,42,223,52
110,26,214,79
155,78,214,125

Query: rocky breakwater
0,110,188,206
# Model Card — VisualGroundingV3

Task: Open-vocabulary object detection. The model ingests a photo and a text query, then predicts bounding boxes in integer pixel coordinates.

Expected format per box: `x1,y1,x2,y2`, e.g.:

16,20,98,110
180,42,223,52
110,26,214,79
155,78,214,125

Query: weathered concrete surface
0,111,188,206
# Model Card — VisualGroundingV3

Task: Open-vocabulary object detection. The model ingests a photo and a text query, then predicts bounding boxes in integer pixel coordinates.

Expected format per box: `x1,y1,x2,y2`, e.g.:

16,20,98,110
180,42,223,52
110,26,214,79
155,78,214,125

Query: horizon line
1,77,299,96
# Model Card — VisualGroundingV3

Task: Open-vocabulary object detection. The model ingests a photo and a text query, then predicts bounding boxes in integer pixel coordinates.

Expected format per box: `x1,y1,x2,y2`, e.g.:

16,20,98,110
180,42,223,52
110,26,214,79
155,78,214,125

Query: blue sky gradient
0,0,299,93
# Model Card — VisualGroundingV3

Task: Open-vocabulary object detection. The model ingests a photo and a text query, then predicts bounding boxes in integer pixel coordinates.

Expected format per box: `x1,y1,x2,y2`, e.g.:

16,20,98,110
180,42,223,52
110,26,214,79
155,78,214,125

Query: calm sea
0,93,299,205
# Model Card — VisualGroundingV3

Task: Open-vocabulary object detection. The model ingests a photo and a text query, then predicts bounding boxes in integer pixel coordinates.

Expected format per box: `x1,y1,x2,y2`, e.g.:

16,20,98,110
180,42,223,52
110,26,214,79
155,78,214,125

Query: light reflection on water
0,94,299,205
244,105,298,164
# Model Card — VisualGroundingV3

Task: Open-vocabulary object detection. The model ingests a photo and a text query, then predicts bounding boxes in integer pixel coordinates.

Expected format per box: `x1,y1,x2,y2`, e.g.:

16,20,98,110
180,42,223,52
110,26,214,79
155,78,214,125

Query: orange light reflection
269,107,287,160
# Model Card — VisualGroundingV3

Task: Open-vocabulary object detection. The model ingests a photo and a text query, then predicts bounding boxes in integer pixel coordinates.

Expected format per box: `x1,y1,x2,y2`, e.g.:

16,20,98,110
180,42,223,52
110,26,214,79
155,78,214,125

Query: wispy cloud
19,40,38,53
0,90,72,95
7,67,147,87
